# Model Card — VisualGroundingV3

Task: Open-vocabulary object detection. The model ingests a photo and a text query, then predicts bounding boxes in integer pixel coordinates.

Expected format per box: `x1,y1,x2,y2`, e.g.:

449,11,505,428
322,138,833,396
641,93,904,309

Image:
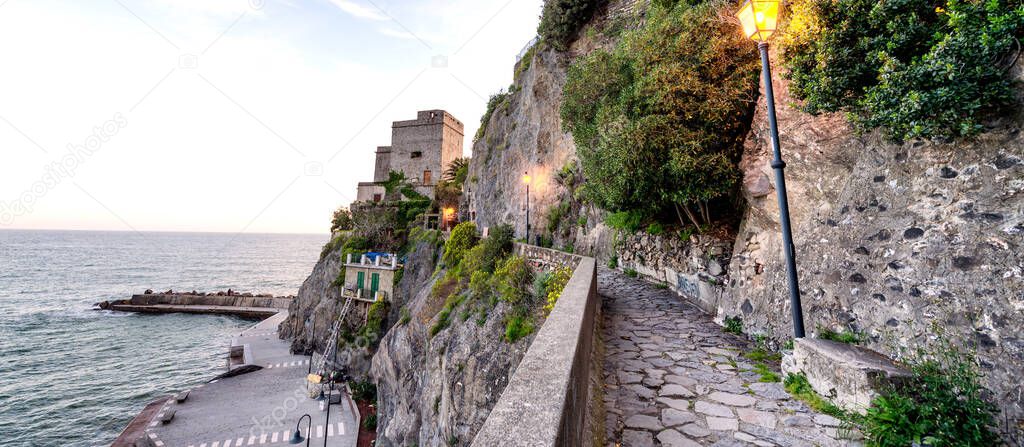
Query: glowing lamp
736,0,779,41
521,173,531,185
443,207,455,218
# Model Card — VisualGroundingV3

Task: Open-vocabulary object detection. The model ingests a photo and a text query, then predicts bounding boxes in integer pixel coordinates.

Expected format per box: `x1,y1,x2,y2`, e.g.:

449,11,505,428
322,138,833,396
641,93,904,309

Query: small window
411,151,422,159
423,170,432,184
373,194,382,202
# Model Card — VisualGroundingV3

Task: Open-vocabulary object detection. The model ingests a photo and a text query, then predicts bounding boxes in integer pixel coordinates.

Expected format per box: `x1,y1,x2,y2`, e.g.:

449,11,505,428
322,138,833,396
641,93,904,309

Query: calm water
0,230,326,447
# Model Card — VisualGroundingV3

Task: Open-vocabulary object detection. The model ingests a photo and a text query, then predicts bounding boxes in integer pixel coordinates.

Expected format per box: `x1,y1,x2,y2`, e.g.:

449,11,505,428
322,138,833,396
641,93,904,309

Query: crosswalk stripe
317,425,323,438
328,424,334,437
339,422,345,435
237,437,244,446
259,434,266,444
212,442,219,447
248,435,256,445
281,430,290,442
271,432,278,443
224,440,232,447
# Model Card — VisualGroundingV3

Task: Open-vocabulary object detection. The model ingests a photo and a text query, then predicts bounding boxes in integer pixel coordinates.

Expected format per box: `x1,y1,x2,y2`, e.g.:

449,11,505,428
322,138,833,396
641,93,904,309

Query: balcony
344,252,400,270
342,286,387,303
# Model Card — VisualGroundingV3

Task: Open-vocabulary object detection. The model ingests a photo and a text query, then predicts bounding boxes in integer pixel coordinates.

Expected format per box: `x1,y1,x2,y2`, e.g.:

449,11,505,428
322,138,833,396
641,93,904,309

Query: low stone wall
514,242,582,270
127,294,293,309
472,254,599,447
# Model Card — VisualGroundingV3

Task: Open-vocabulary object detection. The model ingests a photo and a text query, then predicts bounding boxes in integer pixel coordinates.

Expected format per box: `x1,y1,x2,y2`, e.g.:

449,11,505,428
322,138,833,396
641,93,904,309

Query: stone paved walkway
600,268,856,447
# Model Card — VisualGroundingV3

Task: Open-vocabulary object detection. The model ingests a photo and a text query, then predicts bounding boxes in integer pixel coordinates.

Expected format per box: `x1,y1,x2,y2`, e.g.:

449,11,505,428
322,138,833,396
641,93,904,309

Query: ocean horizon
0,229,326,446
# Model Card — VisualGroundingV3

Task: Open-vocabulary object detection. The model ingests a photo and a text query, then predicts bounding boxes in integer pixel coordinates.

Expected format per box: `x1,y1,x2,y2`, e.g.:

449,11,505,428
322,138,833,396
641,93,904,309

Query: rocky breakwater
719,46,1024,434
99,289,294,319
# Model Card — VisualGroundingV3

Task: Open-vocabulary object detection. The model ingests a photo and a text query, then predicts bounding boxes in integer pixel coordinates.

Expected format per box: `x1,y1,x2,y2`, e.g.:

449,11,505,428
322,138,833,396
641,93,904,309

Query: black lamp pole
289,413,311,447
323,380,333,447
758,41,806,338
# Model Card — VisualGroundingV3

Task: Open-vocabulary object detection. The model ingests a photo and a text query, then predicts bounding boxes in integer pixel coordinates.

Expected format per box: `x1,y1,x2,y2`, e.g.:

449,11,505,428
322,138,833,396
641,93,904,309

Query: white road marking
317,425,323,438
339,422,345,435
281,430,290,442
271,432,278,443
259,433,267,444
236,437,244,446
211,442,219,447
328,424,334,437
248,435,256,445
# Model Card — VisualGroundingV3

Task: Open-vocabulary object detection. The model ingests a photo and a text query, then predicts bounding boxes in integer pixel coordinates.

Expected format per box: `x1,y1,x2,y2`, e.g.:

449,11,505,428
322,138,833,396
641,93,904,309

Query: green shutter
371,273,380,293
356,271,365,289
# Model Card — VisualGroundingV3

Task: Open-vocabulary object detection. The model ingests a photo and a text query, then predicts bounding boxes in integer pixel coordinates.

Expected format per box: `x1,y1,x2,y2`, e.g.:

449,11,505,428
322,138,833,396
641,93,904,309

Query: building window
423,170,432,184
373,193,382,202
411,151,422,159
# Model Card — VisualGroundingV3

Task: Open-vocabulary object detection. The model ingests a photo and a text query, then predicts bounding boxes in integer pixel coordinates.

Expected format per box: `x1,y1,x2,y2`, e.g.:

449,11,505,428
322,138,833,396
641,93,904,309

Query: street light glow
522,172,531,185
737,0,779,41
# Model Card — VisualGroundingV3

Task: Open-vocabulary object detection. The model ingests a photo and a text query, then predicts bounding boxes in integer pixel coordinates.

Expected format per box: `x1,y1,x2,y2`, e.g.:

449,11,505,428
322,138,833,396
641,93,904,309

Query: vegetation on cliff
561,0,759,229
538,0,609,50
781,0,1024,141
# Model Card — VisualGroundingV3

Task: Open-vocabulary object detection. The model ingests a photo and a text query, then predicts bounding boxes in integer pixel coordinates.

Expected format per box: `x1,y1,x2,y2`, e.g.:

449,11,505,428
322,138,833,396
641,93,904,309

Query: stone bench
782,338,911,412
175,390,189,403
159,409,176,424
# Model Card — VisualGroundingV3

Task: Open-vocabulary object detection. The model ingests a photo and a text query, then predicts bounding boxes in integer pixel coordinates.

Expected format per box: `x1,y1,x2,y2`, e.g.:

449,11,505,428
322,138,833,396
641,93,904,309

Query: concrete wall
343,264,396,299
127,294,293,309
356,183,385,202
472,253,599,447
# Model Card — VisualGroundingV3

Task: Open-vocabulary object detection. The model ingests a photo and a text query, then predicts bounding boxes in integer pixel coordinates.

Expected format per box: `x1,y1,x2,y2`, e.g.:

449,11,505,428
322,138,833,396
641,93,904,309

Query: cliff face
280,237,534,446
719,47,1024,433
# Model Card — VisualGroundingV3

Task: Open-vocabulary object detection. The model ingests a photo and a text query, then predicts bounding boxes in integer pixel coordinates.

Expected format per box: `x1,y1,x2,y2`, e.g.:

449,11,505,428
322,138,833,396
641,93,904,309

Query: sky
0,0,543,235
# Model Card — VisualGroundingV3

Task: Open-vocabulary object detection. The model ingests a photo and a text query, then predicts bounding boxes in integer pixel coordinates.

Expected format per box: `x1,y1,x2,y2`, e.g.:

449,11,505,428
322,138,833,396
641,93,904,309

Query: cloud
328,0,388,21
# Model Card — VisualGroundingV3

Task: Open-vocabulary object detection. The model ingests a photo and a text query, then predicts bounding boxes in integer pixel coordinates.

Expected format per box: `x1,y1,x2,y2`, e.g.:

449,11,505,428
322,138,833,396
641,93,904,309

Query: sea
0,230,326,447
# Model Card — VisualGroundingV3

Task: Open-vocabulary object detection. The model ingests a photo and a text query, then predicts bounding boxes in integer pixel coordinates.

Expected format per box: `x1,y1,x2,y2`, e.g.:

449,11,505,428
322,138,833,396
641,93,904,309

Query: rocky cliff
467,0,1024,440
279,236,536,446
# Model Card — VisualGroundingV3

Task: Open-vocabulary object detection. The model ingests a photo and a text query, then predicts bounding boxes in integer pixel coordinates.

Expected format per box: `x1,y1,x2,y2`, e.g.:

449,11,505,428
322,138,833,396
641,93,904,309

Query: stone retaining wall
514,242,582,270
472,253,599,447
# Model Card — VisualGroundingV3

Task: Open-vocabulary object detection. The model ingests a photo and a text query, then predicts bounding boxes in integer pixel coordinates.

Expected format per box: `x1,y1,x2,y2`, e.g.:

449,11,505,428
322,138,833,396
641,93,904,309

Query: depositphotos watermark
0,113,128,226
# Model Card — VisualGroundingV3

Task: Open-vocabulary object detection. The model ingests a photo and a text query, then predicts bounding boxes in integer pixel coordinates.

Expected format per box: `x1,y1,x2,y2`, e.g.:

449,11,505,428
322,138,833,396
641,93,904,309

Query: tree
330,207,353,233
561,1,759,227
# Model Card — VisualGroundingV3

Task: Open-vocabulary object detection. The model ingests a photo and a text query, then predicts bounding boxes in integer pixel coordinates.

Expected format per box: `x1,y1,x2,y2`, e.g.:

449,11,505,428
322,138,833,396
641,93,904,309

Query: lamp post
522,172,531,244
736,0,806,338
289,414,312,447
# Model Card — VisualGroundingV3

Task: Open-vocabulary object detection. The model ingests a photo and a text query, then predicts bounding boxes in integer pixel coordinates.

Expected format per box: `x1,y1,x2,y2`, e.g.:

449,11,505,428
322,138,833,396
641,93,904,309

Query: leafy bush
605,210,645,233
362,413,377,430
562,1,759,227
781,0,1024,141
753,363,780,383
443,222,478,267
646,222,664,235
494,256,534,304
545,200,571,236
504,314,535,342
861,347,999,447
399,306,411,326
607,254,618,268
480,224,514,273
359,300,389,341
723,315,743,335
350,380,377,402
538,0,608,51
542,266,574,314
624,268,638,278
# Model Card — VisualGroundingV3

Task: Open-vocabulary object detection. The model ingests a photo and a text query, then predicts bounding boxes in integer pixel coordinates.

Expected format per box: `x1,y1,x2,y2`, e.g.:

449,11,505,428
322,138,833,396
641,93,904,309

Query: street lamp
318,380,334,447
443,207,456,231
736,0,806,338
289,414,312,446
522,172,531,244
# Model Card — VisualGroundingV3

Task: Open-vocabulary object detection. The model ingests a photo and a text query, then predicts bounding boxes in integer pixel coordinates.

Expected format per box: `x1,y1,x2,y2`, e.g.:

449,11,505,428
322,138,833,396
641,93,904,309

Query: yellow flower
935,6,945,14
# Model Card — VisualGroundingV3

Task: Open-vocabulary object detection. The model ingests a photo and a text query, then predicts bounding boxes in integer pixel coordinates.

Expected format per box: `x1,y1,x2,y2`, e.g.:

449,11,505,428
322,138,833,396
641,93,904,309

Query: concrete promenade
137,312,358,447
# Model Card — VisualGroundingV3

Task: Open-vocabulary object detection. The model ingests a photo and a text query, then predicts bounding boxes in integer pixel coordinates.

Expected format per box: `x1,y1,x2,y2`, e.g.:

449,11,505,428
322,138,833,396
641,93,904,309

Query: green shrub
362,413,377,430
351,380,377,402
818,327,865,344
605,210,645,233
624,268,638,278
504,314,535,342
475,91,511,142
545,200,571,236
723,315,743,335
577,216,587,228
753,363,780,383
542,266,574,314
861,347,999,447
646,222,664,235
607,254,618,269
784,373,845,418
443,222,478,267
562,1,758,227
533,271,552,302
399,306,411,326
538,0,608,51
781,0,1024,141
359,300,389,341
494,256,534,304
330,207,353,233
480,224,514,273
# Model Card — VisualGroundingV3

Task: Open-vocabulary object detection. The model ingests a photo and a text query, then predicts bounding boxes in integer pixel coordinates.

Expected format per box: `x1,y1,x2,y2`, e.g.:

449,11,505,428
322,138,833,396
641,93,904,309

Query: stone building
356,110,464,202
341,252,400,322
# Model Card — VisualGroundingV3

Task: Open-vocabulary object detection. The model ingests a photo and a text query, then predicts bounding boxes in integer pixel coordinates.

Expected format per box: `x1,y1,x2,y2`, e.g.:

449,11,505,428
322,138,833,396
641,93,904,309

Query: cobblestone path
600,268,855,447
